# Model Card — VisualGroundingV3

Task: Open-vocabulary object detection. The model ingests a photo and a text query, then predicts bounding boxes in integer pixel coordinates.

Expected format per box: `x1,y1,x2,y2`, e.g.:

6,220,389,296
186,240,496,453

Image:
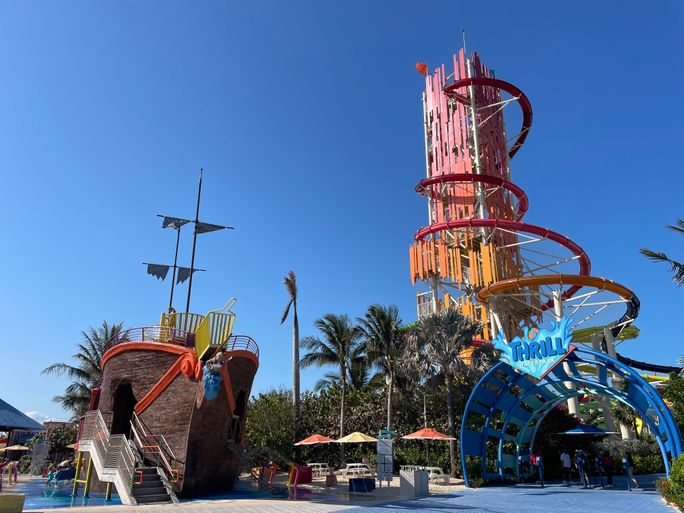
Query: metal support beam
553,290,580,416
591,333,617,432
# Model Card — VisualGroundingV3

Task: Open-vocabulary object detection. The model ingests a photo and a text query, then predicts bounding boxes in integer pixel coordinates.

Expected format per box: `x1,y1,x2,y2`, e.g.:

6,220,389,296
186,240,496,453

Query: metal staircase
131,467,174,504
77,410,179,505
77,410,138,505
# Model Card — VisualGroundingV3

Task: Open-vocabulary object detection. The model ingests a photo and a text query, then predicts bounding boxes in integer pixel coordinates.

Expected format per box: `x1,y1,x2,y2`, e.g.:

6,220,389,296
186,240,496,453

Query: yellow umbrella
335,432,377,443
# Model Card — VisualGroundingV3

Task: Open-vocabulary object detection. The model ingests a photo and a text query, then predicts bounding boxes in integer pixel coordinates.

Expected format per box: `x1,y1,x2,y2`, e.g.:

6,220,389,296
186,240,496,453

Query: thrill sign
492,318,575,380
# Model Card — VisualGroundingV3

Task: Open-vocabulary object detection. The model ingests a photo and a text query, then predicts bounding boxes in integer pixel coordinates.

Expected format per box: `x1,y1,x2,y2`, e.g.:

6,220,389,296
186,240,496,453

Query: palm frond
44,320,122,418
314,372,341,392
668,219,684,235
284,271,297,300
280,298,293,325
300,314,361,380
640,248,684,286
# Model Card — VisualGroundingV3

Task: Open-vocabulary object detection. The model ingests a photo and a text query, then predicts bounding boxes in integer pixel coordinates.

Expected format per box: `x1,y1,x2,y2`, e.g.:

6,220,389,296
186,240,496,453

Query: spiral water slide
409,50,680,375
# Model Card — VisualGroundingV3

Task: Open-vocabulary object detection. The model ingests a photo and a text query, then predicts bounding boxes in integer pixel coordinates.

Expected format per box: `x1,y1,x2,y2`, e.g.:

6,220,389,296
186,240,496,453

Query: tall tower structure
409,48,648,418
410,49,535,340
409,49,600,344
410,49,684,461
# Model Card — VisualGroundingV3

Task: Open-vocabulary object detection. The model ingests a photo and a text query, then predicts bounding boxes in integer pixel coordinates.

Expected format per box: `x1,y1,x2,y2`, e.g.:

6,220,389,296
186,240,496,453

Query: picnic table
399,465,449,484
341,463,373,478
307,462,332,477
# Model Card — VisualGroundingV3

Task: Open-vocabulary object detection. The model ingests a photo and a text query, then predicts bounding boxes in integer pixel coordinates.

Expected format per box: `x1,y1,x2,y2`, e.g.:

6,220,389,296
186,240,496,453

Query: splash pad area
5,477,121,510
6,471,430,510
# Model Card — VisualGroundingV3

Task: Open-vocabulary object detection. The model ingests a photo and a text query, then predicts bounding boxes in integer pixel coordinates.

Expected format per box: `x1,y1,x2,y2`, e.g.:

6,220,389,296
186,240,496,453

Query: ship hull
96,342,257,497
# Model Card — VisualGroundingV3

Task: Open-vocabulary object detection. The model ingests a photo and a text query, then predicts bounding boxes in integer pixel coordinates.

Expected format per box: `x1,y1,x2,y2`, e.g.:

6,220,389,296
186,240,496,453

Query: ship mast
145,169,234,313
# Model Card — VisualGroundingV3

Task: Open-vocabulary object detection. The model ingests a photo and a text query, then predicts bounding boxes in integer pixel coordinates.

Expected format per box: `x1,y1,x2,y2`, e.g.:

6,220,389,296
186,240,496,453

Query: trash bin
0,493,25,513
400,469,428,497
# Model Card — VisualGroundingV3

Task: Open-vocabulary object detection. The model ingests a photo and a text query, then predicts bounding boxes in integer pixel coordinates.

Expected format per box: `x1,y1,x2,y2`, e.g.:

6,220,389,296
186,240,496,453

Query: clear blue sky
0,1,682,422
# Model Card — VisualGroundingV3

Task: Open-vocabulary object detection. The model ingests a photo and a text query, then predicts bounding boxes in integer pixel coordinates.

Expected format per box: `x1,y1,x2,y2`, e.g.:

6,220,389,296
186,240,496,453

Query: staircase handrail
130,413,183,488
79,410,136,504
131,413,181,463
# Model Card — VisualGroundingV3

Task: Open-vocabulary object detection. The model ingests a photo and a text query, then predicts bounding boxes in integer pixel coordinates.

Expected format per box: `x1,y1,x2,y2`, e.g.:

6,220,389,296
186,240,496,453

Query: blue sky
0,1,682,422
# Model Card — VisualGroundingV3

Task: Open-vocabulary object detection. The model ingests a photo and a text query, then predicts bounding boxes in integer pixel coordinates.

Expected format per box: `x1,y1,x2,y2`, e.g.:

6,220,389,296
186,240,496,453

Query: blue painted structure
460,346,682,486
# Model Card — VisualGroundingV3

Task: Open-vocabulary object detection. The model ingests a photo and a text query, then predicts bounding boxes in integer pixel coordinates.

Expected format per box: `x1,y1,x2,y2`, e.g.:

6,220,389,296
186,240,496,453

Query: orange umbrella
402,428,455,441
294,434,335,446
402,428,454,467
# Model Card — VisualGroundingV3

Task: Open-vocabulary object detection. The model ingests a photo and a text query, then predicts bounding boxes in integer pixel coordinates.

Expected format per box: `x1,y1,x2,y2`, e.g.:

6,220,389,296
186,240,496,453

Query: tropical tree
280,271,300,417
42,321,124,419
640,219,684,286
300,314,361,460
313,347,382,393
357,304,404,431
409,308,482,477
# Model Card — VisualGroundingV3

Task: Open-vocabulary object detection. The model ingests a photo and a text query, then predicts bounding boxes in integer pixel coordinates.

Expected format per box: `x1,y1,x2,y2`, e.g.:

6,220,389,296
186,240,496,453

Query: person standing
575,449,589,488
625,452,638,489
602,451,614,488
560,450,572,483
530,450,544,487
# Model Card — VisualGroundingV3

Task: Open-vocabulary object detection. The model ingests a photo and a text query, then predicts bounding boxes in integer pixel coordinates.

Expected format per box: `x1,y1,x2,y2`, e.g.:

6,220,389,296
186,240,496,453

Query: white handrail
78,410,136,506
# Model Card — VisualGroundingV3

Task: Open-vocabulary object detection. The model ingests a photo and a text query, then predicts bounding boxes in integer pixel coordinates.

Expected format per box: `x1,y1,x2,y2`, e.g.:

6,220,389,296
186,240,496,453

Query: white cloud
24,411,54,424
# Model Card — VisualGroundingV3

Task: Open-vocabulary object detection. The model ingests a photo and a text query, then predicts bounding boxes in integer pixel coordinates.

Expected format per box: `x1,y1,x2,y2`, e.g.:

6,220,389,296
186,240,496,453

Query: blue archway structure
460,346,682,486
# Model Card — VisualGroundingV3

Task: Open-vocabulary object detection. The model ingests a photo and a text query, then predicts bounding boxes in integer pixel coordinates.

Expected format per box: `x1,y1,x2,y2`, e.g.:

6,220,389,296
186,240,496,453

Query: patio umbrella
402,428,454,466
294,434,335,446
559,425,617,435
335,432,376,443
335,432,377,470
402,428,455,441
3,445,30,451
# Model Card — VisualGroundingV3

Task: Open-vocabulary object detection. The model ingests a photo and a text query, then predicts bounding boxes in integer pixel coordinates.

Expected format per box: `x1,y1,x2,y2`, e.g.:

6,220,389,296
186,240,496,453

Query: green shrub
462,456,483,485
18,455,32,473
657,477,684,512
468,477,485,488
634,454,665,474
671,454,684,490
657,454,684,512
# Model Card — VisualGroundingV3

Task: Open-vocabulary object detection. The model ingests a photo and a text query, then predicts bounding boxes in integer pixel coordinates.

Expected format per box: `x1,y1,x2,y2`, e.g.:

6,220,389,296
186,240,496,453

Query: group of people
560,449,638,489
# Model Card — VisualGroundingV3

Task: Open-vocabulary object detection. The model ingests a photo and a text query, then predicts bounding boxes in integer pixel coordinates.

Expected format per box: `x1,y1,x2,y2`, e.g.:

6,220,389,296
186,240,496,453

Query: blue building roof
0,398,46,431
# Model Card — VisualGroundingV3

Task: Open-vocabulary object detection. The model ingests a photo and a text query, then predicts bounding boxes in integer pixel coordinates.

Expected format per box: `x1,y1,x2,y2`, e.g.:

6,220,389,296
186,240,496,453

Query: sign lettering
493,318,575,379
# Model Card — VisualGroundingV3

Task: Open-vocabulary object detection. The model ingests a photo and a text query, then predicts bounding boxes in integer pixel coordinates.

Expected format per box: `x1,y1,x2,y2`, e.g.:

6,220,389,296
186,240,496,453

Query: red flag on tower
415,62,428,76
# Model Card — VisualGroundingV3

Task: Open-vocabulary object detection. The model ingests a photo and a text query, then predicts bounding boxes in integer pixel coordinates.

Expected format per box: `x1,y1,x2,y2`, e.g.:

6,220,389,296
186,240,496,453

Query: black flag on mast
143,263,204,283
145,263,171,281
195,221,232,234
159,215,192,229
176,266,204,284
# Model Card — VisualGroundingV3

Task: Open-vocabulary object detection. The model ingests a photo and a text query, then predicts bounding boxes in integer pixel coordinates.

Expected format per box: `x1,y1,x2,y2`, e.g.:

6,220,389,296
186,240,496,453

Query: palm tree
43,321,124,419
313,347,382,392
357,304,404,431
280,271,300,417
301,313,361,460
410,308,482,477
640,219,684,286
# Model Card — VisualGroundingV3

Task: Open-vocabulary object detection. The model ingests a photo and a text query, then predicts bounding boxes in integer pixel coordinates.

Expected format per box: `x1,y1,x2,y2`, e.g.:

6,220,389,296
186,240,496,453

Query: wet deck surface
6,474,671,513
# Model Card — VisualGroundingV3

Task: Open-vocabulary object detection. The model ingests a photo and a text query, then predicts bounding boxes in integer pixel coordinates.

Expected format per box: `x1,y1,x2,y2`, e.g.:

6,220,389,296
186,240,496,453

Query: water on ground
2,477,121,510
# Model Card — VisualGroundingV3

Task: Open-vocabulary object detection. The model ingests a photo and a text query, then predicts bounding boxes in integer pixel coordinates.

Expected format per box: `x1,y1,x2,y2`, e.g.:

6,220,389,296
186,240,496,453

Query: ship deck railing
103,326,195,354
224,335,259,360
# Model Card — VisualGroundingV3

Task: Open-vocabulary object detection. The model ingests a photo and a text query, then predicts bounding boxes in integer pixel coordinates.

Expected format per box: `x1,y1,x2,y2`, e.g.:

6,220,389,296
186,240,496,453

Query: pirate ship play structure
73,173,260,505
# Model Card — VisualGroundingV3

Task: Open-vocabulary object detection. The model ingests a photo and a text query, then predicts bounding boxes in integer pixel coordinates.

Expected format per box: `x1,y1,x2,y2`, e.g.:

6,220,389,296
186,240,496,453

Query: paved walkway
27,478,672,513
347,482,672,513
